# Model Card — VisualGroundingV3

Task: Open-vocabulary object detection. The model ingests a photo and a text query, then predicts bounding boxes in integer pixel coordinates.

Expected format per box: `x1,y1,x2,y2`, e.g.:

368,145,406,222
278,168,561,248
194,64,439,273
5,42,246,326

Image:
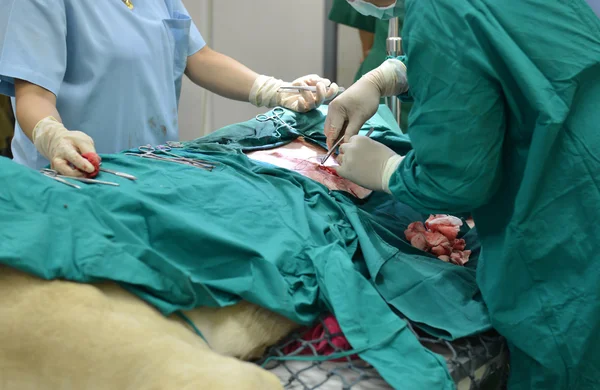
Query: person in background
328,0,411,131
0,96,14,158
0,0,338,177
326,0,600,389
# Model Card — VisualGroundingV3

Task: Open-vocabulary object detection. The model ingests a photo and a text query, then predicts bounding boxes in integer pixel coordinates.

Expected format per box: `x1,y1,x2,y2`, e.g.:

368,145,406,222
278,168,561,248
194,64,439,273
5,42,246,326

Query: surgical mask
346,0,401,20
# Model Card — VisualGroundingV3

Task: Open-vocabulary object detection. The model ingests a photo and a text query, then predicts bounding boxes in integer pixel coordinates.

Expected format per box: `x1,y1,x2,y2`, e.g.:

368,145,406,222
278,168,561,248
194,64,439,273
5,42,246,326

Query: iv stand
386,17,403,129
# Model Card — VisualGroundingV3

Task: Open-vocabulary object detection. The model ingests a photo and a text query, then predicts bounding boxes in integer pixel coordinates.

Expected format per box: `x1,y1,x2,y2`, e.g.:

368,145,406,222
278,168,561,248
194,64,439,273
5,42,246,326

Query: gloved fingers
333,146,352,179
292,79,316,110
336,147,345,165
75,137,97,155
324,105,348,149
337,135,370,165
51,158,87,177
302,77,339,104
64,146,96,174
332,164,346,178
324,82,340,101
299,74,327,85
336,137,356,166
313,82,328,107
342,119,365,143
280,94,306,113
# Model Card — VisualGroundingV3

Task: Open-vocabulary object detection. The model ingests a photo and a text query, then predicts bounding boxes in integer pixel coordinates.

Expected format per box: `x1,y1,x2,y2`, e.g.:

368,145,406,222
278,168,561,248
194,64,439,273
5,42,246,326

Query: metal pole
323,0,338,82
386,18,403,128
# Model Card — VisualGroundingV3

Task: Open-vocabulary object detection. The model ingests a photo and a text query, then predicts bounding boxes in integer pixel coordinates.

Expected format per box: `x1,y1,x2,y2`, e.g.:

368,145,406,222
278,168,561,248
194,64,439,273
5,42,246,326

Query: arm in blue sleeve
0,0,67,97
170,0,207,56
388,34,506,214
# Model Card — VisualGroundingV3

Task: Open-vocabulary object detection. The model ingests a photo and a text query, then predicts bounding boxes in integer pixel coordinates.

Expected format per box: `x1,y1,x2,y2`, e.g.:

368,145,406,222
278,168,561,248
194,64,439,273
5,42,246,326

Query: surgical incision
247,137,372,199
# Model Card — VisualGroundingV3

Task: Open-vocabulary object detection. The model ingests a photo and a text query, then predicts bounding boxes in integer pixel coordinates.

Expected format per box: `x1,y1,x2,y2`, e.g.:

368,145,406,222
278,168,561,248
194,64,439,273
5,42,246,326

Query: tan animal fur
0,265,300,390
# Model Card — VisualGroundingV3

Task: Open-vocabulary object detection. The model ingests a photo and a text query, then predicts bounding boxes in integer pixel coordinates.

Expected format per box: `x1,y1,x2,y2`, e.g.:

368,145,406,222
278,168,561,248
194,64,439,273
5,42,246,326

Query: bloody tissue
81,152,101,178
317,165,339,177
404,214,471,266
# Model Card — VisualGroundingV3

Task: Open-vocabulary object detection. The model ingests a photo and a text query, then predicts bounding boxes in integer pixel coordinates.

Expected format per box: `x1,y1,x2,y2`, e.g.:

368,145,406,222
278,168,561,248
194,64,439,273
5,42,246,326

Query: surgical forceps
125,145,216,171
255,107,296,137
41,169,120,187
98,163,137,181
320,127,375,165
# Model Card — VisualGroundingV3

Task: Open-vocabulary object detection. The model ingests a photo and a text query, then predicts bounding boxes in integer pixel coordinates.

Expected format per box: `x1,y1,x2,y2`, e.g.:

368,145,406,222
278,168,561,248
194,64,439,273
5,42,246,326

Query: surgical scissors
41,169,120,187
256,107,296,137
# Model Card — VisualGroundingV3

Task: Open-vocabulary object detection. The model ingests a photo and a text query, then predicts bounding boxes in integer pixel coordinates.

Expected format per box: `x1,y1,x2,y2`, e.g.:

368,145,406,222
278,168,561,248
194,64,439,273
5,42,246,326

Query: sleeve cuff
187,23,207,56
0,63,62,97
382,154,404,193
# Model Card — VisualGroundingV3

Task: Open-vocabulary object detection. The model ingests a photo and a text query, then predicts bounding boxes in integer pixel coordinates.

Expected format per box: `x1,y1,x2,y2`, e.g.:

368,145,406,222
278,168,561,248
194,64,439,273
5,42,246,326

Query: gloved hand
335,135,404,193
249,74,339,113
324,58,407,149
32,116,97,177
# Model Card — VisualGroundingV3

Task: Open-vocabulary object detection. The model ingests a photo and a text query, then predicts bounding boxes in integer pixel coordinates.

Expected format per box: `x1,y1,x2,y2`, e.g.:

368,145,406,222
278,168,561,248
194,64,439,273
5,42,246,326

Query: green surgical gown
390,0,600,388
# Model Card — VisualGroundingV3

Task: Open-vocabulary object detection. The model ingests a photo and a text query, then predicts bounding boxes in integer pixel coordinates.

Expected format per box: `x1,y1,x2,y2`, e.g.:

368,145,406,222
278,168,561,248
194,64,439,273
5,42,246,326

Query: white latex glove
32,116,97,177
249,74,340,113
335,135,404,193
324,58,407,149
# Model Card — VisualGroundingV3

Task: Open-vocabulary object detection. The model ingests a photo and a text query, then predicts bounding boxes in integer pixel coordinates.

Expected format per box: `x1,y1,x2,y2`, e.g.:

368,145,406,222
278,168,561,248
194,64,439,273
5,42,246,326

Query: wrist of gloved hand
249,74,339,113
363,58,408,97
381,154,404,193
249,75,283,108
32,116,69,159
32,116,97,176
335,135,403,192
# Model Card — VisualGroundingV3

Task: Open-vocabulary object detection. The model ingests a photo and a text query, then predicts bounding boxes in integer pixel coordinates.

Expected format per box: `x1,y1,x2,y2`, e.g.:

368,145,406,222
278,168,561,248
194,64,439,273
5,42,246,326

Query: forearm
185,46,259,102
358,30,375,60
14,79,61,141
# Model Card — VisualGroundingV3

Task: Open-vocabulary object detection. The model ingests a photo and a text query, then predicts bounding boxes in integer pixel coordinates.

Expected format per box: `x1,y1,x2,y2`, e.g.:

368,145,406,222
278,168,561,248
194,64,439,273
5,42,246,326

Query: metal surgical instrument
98,164,137,181
277,85,345,102
255,107,296,137
40,170,81,189
125,145,216,171
277,85,346,93
320,127,375,165
41,169,120,187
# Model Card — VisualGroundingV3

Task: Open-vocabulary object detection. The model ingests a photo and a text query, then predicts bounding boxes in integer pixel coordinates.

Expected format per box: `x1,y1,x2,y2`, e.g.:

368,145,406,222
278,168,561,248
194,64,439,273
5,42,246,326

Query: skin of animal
247,137,372,199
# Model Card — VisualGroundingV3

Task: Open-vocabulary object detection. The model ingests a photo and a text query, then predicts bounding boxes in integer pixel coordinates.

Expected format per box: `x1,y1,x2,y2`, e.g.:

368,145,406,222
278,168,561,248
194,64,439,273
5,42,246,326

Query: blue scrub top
0,0,206,169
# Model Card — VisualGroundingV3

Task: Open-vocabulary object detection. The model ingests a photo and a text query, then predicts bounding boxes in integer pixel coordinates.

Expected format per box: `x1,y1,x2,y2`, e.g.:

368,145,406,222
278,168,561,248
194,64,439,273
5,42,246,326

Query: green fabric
328,0,412,131
191,106,488,340
328,0,376,33
187,105,410,155
390,1,600,389
0,105,491,389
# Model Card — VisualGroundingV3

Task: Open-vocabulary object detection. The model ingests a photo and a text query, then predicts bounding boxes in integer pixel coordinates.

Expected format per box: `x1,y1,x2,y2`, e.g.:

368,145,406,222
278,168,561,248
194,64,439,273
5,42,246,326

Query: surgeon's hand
250,74,339,113
324,59,408,149
32,116,97,177
335,135,404,193
278,74,340,112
